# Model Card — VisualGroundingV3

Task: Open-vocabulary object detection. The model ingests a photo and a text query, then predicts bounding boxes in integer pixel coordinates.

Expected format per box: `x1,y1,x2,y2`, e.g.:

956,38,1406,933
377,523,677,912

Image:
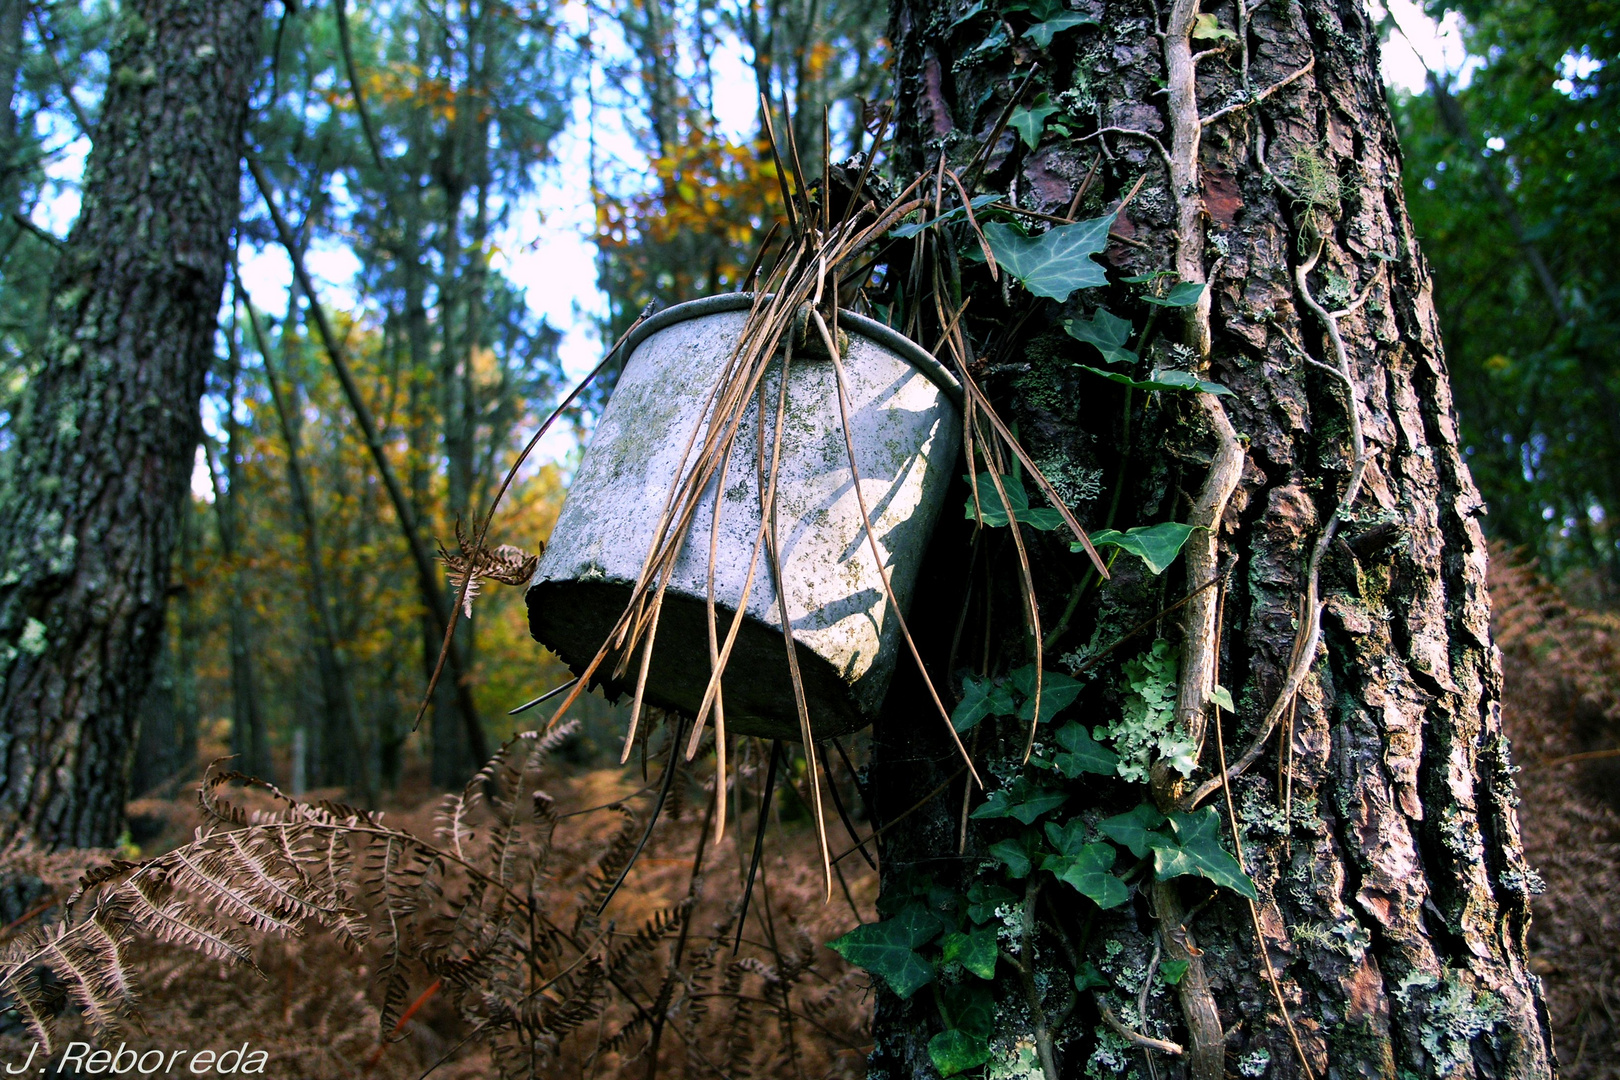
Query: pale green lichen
1237,1048,1271,1077
1084,1026,1138,1079
1393,969,1505,1072
18,618,47,656
987,1038,1045,1080
1096,640,1197,782
1289,918,1370,962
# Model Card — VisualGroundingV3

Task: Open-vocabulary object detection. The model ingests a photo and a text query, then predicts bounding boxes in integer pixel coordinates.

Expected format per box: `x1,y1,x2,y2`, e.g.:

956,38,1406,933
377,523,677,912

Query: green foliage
1073,962,1110,991
929,983,997,1075
1076,365,1235,396
827,903,944,999
891,194,1001,239
988,833,1038,878
1158,959,1190,985
953,674,1018,731
1009,664,1084,722
1099,803,1166,858
1191,13,1237,42
1065,309,1137,365
964,471,1064,529
966,882,1016,923
928,1028,993,1076
1395,0,1620,584
1078,522,1200,574
983,213,1116,301
954,663,1083,733
941,927,999,978
1042,824,1129,908
1050,721,1119,778
1095,640,1197,783
1009,94,1061,150
1148,807,1258,900
1141,282,1206,307
970,777,1070,824
1022,11,1097,49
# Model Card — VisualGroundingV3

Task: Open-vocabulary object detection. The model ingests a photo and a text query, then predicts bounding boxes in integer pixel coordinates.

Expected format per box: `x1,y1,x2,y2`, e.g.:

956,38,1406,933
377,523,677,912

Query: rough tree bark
0,0,263,848
868,1,1554,1077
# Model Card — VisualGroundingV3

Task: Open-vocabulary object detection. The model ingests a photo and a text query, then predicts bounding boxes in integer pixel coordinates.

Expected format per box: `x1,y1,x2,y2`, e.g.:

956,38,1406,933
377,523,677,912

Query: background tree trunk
870,0,1555,1076
212,327,271,781
0,0,263,849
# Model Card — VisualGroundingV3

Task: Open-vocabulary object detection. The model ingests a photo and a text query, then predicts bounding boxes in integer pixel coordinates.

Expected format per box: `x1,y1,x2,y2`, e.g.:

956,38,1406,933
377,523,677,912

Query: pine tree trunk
130,629,177,797
173,492,200,779
214,330,271,780
0,0,263,849
868,1,1554,1076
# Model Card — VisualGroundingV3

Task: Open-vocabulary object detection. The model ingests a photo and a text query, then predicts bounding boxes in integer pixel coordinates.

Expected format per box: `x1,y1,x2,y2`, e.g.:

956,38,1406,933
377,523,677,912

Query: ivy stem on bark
1146,2,1248,1077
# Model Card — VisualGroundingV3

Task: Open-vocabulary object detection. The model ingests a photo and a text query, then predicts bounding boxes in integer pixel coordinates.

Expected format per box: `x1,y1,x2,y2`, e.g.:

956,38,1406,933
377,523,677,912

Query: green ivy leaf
1009,94,1061,150
1159,959,1191,985
1065,308,1137,365
1044,841,1130,909
890,194,1001,239
983,213,1115,301
1076,364,1236,396
1074,961,1110,991
1192,12,1238,41
962,26,1011,63
988,835,1035,878
928,1030,992,1076
1042,817,1089,857
1077,522,1201,575
971,779,1070,824
943,981,997,1037
1099,803,1167,858
1052,721,1120,777
1023,10,1097,49
965,472,1065,530
953,674,1017,732
1149,806,1260,901
1142,281,1207,307
826,905,943,998
1008,664,1084,723
948,1,989,28
966,882,1017,923
1208,684,1235,712
941,927,1000,979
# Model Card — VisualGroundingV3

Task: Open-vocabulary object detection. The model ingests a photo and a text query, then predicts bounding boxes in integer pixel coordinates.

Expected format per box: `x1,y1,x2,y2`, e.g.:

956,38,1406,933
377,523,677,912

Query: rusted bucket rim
623,292,966,409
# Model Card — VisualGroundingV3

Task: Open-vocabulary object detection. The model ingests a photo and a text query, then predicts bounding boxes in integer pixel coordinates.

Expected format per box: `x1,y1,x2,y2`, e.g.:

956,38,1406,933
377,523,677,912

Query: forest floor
0,548,1614,1078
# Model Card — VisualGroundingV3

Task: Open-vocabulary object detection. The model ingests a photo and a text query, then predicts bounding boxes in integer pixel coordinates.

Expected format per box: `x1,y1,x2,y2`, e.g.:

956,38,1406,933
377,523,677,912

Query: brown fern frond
43,917,130,1031
572,806,639,932
0,959,61,1052
163,846,305,937
440,520,541,618
537,957,606,1038
65,860,138,908
126,880,256,967
720,960,757,1079
596,1009,652,1058
606,903,685,976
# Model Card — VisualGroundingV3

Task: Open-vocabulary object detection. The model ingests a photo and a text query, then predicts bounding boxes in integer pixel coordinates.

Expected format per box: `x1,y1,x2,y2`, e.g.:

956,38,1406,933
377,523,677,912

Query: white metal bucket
526,294,963,740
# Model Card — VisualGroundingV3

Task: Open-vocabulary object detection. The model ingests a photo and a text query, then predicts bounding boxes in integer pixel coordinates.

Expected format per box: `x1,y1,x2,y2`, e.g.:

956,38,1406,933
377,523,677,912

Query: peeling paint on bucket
526,294,962,741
